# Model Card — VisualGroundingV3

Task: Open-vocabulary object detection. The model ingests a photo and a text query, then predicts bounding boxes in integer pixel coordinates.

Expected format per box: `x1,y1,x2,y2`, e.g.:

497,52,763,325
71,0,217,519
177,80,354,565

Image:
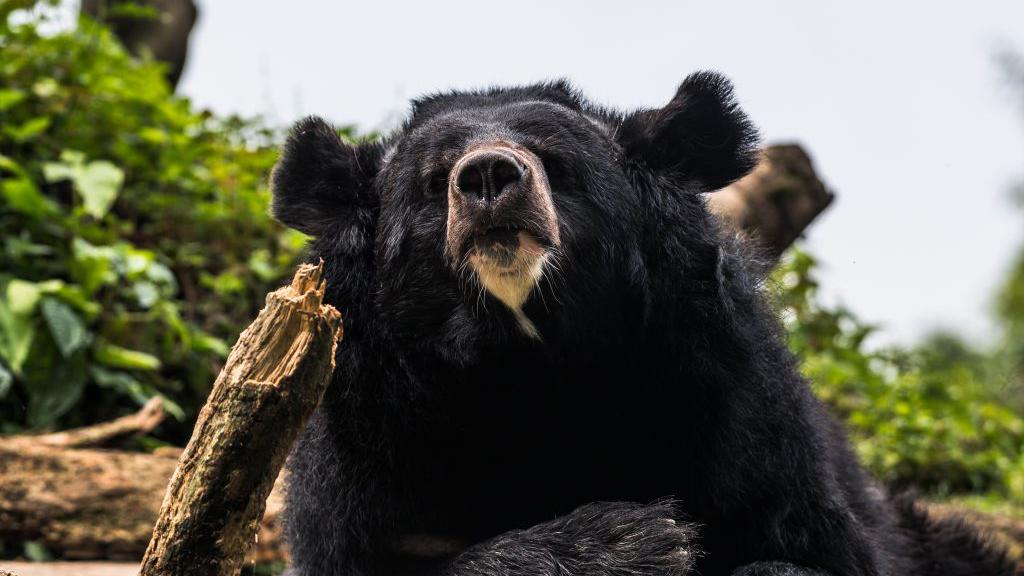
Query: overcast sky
177,1,1024,347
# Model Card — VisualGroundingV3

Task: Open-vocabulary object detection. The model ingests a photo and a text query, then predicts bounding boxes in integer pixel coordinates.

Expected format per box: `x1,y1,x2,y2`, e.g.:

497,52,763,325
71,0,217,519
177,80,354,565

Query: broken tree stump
709,144,834,259
139,262,342,576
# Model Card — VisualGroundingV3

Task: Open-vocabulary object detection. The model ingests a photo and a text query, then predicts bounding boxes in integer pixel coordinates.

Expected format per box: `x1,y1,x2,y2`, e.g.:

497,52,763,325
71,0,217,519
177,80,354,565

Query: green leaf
0,153,27,177
1,177,58,217
192,332,229,357
42,152,124,218
91,365,147,402
133,281,160,308
108,2,161,19
52,285,101,319
59,150,86,165
40,298,89,358
90,367,185,421
0,283,37,374
0,362,12,399
7,279,41,314
22,332,87,427
4,116,51,142
0,88,26,111
76,160,123,218
94,342,162,371
70,238,116,294
42,161,75,183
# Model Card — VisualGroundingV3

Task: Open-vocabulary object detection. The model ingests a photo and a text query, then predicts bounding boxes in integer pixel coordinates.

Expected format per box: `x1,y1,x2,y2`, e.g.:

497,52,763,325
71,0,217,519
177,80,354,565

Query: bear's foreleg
731,562,831,575
442,501,696,576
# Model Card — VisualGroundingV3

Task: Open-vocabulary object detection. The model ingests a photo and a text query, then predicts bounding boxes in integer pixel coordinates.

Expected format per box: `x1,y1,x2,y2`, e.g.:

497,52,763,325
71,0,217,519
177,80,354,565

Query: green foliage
0,4,305,436
773,249,1024,502
993,186,1024,412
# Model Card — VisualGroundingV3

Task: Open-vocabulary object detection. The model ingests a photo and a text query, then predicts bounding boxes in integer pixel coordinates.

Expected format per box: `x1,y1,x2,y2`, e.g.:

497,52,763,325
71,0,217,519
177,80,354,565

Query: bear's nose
455,151,525,203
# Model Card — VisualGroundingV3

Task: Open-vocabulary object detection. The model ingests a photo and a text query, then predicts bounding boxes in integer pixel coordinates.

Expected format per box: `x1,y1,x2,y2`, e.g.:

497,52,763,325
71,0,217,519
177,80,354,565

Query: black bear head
271,72,759,356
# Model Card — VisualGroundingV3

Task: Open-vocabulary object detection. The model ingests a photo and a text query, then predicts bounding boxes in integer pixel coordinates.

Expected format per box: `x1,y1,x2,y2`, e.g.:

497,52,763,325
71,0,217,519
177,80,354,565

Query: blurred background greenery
1,0,1022,525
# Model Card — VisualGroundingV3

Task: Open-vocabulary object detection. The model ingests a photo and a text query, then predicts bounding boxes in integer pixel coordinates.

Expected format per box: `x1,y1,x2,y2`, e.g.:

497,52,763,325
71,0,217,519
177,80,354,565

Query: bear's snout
446,141,560,263
445,141,560,319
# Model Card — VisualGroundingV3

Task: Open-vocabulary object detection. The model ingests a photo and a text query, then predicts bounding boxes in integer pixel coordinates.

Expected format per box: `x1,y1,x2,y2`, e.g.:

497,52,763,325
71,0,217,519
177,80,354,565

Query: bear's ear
271,116,381,237
617,72,760,192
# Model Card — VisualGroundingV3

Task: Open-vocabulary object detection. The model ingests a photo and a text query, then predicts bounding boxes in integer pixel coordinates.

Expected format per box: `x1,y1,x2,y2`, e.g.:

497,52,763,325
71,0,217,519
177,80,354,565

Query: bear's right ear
271,116,381,237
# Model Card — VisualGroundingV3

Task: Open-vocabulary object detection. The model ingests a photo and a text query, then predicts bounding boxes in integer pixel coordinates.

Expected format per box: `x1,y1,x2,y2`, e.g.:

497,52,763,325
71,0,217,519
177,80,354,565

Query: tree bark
709,144,834,259
0,439,287,563
138,262,342,576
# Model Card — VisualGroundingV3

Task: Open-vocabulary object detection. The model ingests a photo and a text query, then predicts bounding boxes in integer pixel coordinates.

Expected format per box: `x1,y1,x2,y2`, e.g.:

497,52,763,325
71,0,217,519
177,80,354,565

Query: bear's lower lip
473,227,521,267
466,229,548,313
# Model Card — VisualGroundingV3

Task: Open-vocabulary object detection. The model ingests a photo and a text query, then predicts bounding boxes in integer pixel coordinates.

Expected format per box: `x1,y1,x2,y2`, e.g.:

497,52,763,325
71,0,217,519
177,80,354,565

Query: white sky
177,1,1024,347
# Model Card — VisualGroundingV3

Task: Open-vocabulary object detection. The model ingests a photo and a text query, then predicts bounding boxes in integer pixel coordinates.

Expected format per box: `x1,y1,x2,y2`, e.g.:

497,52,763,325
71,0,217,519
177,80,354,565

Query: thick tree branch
709,144,834,259
139,262,342,576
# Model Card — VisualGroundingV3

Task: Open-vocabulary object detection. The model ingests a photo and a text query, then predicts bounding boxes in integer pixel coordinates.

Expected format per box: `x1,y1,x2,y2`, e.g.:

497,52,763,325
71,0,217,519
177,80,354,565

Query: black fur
273,72,1017,576
445,502,696,576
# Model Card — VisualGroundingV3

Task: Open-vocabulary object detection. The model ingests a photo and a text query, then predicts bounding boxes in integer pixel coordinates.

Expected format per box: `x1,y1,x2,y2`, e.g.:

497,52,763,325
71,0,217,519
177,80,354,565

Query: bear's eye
423,173,449,201
539,153,577,191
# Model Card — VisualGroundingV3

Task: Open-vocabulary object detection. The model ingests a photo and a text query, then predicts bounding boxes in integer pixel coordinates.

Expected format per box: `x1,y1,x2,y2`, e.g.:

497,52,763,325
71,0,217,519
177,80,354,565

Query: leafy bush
773,249,1024,502
0,3,304,438
994,187,1024,412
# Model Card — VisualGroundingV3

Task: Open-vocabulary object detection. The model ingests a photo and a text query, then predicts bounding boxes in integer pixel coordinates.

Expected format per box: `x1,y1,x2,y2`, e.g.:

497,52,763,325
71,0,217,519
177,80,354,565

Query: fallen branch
8,397,165,450
139,261,342,576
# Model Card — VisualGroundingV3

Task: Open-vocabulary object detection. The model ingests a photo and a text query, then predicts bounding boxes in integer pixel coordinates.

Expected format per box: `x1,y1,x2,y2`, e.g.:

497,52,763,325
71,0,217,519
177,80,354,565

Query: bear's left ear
271,116,382,237
617,72,760,192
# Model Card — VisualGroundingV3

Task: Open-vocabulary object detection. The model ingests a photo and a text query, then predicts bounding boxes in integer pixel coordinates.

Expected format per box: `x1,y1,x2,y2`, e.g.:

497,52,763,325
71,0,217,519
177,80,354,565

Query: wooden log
0,435,287,562
0,438,176,561
2,563,133,576
138,262,342,576
709,144,834,259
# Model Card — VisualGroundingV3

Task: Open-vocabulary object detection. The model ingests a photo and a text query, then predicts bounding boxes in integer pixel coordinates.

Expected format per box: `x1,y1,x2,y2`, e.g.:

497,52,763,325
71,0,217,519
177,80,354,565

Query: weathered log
0,435,287,563
1,563,134,576
709,144,834,259
0,436,176,561
139,261,342,576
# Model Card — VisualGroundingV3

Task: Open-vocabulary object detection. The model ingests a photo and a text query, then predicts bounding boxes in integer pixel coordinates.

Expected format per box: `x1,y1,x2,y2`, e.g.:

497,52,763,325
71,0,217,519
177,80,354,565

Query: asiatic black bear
271,73,1016,576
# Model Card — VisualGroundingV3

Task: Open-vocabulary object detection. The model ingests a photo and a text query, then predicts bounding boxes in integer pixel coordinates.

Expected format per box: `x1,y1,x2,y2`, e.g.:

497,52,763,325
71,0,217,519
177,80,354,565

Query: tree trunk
709,144,834,259
80,0,198,89
139,262,342,576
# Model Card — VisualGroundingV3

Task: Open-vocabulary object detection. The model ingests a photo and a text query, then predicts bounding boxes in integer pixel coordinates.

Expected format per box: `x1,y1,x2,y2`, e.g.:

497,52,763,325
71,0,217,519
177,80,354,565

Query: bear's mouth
444,140,560,338
471,226,531,269
468,227,546,272
466,226,548,317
